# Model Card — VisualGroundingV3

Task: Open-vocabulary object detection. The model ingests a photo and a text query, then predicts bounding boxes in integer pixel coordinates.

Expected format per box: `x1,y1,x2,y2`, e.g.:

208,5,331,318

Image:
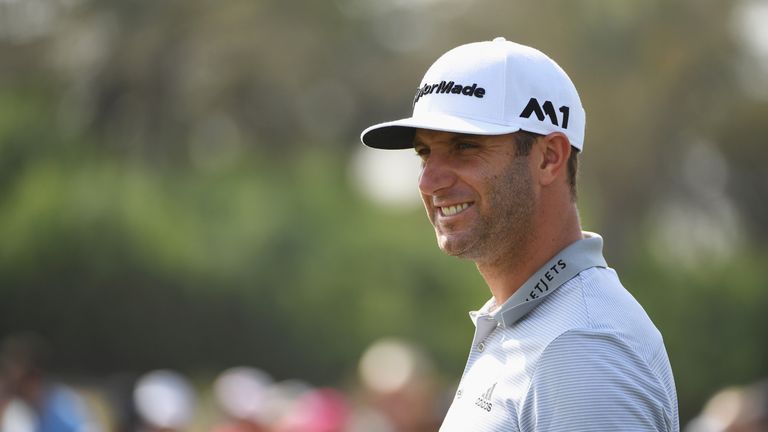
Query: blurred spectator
344,405,393,432
357,338,442,432
258,380,312,429
0,397,37,432
211,367,272,432
685,379,768,432
0,333,98,432
273,388,349,432
103,373,143,432
133,370,196,432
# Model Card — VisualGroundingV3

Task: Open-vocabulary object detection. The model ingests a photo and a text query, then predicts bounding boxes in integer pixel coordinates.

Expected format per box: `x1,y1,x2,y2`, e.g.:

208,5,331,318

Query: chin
437,235,477,259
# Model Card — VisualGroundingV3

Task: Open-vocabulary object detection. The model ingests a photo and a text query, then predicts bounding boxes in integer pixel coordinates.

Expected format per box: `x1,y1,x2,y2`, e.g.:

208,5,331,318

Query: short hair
513,130,579,200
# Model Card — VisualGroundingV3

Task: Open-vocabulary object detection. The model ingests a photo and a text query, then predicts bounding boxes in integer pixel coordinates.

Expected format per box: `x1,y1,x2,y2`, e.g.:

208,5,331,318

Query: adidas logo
474,382,496,412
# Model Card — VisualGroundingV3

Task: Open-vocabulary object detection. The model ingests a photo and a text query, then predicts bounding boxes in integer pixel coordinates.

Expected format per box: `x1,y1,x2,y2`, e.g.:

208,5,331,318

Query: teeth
441,202,470,216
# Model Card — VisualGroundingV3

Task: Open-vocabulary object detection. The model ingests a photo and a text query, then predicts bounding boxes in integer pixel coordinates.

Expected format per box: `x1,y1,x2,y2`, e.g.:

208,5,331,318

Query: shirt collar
469,231,608,328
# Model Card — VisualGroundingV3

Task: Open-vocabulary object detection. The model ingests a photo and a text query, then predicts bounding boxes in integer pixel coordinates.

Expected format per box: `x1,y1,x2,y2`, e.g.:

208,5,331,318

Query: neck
477,204,582,307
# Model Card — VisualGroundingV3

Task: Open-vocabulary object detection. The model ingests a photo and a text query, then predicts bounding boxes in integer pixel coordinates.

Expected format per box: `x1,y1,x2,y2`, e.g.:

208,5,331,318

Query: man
360,38,679,431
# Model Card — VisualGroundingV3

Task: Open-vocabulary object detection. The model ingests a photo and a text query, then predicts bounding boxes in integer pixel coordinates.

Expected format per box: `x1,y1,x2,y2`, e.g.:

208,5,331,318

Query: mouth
438,202,473,217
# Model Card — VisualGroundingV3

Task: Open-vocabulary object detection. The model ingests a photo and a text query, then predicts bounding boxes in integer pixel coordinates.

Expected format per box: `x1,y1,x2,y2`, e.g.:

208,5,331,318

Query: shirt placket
472,315,500,353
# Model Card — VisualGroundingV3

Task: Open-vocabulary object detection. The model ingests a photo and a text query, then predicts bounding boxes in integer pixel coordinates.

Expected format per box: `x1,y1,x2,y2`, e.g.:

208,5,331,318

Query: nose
418,155,456,196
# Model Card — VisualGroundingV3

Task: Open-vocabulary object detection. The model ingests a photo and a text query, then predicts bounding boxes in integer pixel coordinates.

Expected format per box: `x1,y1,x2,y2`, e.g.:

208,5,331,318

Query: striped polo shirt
440,232,679,432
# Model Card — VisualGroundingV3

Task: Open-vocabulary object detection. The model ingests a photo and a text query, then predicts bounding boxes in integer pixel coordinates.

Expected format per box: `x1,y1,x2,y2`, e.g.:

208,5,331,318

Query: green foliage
623,247,768,422
0,133,486,383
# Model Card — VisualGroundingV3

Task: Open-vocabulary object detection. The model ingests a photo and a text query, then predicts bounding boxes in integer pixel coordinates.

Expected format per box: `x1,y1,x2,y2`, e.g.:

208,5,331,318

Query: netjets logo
474,382,497,412
519,97,571,129
413,80,486,105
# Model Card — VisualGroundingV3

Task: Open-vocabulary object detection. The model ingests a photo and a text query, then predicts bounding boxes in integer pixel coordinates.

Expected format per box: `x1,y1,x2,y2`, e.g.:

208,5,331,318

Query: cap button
492,37,506,42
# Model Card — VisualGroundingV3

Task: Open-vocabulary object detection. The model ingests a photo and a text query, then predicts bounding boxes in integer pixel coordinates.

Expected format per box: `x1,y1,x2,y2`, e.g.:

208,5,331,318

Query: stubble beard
436,158,536,264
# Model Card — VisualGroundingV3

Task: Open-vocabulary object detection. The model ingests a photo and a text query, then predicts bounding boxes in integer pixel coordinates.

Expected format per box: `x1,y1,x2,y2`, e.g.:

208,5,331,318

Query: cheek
485,164,533,206
464,172,495,203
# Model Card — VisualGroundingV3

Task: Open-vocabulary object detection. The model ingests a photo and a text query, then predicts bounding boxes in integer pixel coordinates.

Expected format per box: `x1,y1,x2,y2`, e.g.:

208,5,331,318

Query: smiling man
361,38,679,431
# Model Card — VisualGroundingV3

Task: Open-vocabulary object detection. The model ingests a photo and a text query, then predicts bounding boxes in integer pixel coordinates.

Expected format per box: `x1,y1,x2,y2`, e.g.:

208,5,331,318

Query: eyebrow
413,133,481,147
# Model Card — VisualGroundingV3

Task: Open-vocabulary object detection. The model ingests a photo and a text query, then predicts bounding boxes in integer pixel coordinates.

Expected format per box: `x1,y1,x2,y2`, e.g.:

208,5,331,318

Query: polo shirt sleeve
518,329,674,432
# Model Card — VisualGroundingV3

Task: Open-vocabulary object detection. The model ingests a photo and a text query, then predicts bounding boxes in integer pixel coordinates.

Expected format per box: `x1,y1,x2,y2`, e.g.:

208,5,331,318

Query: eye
415,146,430,160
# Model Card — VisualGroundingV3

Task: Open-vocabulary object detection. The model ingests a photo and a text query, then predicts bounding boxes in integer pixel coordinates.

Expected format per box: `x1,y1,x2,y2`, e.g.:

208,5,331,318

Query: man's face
414,129,536,263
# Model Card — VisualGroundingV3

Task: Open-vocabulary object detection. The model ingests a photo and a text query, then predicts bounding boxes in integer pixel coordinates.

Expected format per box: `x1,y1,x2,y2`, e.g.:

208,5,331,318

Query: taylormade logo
413,80,486,104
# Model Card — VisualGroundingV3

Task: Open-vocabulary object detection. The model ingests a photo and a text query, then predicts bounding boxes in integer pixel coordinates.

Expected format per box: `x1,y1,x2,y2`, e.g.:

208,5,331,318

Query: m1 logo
519,97,570,129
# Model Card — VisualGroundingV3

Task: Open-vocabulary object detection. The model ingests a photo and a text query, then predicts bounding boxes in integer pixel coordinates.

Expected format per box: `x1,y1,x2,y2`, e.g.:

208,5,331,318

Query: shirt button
477,342,485,352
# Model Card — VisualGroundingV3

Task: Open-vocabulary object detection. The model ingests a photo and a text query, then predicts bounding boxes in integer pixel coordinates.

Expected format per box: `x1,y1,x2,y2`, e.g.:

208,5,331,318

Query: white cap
361,37,586,151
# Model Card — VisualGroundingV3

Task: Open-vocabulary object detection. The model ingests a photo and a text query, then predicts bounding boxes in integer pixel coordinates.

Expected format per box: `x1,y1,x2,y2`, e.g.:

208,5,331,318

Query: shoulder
533,329,663,387
518,329,675,432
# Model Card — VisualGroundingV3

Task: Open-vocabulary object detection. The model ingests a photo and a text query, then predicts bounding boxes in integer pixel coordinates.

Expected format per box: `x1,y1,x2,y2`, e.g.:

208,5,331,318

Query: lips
439,202,472,217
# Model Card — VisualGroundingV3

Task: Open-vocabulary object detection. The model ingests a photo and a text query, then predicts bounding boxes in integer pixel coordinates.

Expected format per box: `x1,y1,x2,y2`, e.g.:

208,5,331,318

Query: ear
534,132,572,187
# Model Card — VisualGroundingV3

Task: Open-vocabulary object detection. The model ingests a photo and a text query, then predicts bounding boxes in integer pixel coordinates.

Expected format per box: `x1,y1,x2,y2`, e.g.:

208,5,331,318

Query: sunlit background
1,0,767,431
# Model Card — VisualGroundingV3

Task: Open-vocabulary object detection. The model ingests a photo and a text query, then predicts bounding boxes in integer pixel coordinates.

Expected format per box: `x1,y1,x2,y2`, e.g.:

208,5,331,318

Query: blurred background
0,0,767,430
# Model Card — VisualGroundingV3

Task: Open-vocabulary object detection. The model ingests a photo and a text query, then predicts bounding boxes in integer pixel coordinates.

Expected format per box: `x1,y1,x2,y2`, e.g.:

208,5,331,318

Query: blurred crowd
685,380,768,432
2,332,767,432
0,333,446,432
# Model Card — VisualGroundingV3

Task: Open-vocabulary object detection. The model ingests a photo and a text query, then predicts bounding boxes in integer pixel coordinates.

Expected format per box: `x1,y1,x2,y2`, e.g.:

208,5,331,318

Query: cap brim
360,112,523,149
